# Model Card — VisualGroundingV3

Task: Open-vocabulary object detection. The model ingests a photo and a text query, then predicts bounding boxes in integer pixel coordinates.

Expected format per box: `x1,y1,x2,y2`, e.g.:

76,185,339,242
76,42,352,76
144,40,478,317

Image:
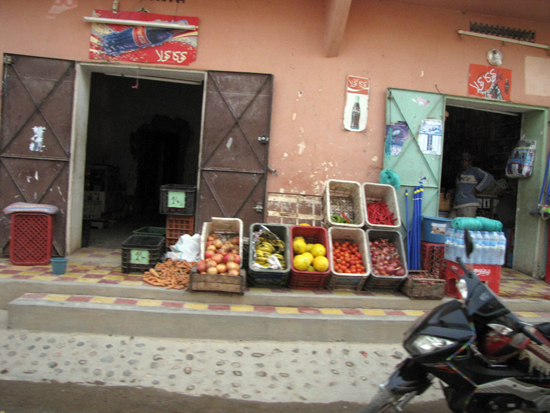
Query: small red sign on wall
468,64,511,101
89,10,199,66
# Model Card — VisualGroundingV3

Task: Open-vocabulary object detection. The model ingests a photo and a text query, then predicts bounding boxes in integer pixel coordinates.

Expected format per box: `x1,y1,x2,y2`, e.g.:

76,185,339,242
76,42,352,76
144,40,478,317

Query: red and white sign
468,64,511,101
89,10,199,66
343,75,370,132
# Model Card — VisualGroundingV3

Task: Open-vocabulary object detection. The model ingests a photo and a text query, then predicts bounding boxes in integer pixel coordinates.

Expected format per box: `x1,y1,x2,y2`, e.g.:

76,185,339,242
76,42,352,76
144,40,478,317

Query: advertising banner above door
468,64,511,101
89,10,199,66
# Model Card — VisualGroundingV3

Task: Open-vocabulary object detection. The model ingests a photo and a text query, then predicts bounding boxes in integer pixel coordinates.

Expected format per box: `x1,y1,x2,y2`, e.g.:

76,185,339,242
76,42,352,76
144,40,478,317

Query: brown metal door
0,54,75,257
196,71,273,234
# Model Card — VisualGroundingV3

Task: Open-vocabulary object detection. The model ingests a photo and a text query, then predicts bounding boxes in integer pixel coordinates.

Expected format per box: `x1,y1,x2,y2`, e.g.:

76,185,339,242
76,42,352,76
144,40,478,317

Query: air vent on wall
470,22,535,43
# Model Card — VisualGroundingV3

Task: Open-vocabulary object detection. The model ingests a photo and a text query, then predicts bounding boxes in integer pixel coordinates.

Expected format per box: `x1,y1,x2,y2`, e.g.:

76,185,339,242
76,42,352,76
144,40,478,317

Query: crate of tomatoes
327,227,371,291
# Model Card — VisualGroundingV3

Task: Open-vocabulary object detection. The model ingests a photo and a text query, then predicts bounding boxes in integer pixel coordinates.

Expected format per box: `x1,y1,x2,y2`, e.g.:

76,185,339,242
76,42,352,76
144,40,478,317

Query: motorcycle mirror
464,228,474,259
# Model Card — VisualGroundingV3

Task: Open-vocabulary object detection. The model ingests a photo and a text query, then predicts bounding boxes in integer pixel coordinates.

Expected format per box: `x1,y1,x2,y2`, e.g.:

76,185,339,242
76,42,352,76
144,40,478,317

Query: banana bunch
254,237,286,268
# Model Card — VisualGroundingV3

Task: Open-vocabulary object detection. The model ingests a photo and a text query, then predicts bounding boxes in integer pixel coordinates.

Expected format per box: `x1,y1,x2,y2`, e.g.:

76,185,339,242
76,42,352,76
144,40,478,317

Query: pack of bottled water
444,229,506,265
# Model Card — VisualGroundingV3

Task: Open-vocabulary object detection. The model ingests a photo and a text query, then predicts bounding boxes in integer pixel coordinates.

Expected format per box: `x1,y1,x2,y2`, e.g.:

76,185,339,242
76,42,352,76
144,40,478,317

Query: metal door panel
0,54,75,257
385,88,446,235
197,71,273,233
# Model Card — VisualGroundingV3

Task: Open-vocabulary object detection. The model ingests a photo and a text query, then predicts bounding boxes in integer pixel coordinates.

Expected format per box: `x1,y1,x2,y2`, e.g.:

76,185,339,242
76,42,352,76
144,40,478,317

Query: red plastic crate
10,212,54,265
289,225,330,289
421,241,445,279
444,259,501,297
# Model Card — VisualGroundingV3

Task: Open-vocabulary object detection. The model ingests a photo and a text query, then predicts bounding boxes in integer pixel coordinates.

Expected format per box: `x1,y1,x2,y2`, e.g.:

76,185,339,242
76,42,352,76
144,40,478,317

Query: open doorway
82,73,203,249
442,106,523,267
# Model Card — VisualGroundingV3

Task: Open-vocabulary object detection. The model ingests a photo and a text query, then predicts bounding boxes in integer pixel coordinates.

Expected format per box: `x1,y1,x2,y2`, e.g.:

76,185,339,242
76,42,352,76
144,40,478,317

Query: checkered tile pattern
1,248,550,301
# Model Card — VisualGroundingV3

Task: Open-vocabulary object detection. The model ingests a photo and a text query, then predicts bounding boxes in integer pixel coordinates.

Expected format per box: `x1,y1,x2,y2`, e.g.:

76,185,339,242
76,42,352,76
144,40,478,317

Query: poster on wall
418,119,442,155
385,121,409,156
468,64,511,101
343,75,370,132
89,10,199,65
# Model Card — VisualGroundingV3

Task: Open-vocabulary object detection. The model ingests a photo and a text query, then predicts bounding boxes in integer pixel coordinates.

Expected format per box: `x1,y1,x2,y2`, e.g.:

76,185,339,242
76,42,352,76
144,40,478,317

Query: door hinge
258,136,269,144
253,203,264,213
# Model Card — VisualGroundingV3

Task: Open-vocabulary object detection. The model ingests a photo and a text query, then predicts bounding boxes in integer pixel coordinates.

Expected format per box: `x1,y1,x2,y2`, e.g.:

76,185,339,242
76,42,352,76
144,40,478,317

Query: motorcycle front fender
385,358,432,396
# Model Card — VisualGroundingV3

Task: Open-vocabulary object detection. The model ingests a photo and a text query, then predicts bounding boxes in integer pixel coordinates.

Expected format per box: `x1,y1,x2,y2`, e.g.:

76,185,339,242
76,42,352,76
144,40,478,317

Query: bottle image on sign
103,26,180,56
350,96,361,130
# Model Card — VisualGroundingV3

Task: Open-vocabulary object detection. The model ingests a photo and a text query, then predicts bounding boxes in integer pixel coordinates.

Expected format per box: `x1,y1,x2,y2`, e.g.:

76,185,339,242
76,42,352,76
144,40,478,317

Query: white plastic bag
165,234,201,262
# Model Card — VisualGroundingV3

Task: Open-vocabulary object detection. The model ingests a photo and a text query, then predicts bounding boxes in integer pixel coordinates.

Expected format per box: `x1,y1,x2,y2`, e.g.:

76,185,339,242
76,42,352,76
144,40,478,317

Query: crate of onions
364,229,408,291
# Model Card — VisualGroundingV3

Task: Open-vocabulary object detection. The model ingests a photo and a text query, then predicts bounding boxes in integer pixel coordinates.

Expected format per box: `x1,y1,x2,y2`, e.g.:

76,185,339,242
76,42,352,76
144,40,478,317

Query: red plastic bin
289,225,330,289
421,241,445,279
444,259,501,297
10,212,54,265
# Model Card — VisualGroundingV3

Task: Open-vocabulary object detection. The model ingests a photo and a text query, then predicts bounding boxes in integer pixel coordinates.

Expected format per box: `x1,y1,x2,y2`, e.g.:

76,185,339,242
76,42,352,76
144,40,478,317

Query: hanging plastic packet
506,137,536,178
251,225,285,270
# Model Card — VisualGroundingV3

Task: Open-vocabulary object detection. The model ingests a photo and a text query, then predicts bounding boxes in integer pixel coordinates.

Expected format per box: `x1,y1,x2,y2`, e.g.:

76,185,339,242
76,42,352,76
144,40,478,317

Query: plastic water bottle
495,232,507,265
444,228,454,261
456,230,465,262
482,231,496,265
488,232,498,265
470,231,481,264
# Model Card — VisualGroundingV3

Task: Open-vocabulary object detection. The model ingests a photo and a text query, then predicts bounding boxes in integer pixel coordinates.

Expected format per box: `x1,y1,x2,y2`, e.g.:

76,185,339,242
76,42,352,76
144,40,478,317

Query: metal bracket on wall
258,136,269,144
3,55,13,65
253,203,264,213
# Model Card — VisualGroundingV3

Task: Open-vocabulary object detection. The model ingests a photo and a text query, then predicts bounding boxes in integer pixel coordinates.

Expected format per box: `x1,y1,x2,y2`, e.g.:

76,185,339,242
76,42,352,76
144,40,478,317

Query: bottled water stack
444,229,506,265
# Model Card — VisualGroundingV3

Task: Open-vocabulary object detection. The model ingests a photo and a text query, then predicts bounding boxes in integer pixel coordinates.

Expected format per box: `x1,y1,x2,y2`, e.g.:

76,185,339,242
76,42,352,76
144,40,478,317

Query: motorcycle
361,229,550,413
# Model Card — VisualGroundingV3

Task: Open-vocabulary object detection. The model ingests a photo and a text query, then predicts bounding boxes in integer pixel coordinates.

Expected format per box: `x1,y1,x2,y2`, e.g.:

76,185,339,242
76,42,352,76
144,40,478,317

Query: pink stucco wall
1,0,549,195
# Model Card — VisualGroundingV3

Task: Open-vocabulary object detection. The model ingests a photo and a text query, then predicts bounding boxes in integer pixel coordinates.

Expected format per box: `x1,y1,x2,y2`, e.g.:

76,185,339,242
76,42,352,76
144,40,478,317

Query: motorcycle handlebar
521,324,544,346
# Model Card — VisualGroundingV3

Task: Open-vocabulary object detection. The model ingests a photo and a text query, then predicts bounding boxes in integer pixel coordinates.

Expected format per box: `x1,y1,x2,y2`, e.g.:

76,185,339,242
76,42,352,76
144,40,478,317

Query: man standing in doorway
449,152,494,218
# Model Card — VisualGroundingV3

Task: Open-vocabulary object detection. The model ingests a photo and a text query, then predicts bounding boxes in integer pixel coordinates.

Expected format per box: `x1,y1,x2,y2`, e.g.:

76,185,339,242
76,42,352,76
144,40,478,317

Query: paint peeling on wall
297,142,306,154
413,97,429,107
29,126,46,152
226,137,233,149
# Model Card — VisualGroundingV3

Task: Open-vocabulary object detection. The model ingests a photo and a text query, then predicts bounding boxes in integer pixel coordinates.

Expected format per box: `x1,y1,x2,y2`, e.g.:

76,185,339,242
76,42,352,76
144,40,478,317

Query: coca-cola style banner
468,64,511,101
343,75,370,132
89,10,199,65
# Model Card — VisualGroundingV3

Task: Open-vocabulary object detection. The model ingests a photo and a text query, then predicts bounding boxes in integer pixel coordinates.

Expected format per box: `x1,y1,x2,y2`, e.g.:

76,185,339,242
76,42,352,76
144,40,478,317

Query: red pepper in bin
367,201,396,226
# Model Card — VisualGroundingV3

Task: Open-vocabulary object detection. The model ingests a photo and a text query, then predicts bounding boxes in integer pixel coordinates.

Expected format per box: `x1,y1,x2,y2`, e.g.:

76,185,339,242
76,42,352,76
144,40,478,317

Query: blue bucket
51,257,68,275
421,216,452,244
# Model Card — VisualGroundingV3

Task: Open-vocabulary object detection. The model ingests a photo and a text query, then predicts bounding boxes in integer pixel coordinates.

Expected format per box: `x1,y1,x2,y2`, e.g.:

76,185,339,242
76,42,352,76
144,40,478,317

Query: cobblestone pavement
0,312,444,406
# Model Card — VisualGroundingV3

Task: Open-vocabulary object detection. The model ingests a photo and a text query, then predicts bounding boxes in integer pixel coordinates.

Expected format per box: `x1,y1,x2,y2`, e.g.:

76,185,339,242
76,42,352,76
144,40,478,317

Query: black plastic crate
159,184,196,215
248,223,290,288
121,235,165,274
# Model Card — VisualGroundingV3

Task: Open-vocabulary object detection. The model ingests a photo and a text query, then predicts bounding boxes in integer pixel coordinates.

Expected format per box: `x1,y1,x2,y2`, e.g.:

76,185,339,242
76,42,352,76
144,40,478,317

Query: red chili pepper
342,212,350,223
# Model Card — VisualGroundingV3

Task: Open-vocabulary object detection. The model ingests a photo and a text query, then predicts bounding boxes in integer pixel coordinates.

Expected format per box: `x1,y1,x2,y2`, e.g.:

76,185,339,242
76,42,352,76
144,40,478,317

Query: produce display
196,233,242,276
331,240,366,274
366,201,397,226
143,259,195,289
369,237,405,276
330,212,356,224
292,236,329,272
254,237,286,269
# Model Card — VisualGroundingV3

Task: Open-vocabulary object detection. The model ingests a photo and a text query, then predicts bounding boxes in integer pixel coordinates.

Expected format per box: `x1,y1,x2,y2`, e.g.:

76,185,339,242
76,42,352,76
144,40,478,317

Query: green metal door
384,88,446,238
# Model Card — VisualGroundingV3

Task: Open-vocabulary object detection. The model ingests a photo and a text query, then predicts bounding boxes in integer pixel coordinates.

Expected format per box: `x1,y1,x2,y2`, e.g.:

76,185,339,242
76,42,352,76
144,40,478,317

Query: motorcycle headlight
407,335,456,355
457,278,468,300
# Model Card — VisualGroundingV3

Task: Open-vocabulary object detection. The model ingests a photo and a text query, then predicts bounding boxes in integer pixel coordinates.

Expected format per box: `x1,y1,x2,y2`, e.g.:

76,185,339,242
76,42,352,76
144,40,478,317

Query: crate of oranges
289,225,330,289
327,227,371,291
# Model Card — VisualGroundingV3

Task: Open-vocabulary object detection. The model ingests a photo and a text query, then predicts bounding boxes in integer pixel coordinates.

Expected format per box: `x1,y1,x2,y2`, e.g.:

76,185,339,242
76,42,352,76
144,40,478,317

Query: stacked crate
160,184,196,250
420,241,445,279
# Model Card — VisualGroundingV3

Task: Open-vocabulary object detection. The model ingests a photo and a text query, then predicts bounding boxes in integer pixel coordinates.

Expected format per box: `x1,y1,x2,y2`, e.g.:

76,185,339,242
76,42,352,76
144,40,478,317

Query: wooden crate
400,270,445,300
190,268,246,294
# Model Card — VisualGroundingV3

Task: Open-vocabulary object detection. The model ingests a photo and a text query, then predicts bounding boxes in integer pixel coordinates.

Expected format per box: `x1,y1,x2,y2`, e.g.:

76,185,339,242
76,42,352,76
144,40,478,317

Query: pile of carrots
143,259,196,290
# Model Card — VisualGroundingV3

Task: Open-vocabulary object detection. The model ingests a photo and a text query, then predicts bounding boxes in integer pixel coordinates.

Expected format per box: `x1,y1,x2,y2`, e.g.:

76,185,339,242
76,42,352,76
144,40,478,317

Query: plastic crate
159,184,196,215
201,218,244,260
248,223,291,288
444,259,501,297
327,227,371,291
400,270,445,300
421,216,451,244
289,225,330,289
166,215,195,250
133,227,166,237
420,241,445,279
364,229,408,290
121,235,165,274
363,183,401,230
10,212,54,265
322,180,365,228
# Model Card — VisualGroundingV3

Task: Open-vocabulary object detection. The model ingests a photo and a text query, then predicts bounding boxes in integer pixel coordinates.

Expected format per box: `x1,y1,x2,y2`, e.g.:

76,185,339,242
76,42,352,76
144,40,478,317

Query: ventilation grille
470,22,535,43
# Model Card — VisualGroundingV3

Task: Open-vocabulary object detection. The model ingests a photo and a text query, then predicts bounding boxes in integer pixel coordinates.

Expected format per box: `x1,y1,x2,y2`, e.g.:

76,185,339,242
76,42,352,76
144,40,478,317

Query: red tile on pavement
298,307,322,314
342,309,363,315
114,298,139,305
67,296,93,302
161,301,184,308
209,304,231,311
253,306,277,313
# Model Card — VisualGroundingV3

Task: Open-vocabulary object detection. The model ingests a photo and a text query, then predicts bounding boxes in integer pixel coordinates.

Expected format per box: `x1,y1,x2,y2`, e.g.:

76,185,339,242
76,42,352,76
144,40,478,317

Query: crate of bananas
248,223,291,288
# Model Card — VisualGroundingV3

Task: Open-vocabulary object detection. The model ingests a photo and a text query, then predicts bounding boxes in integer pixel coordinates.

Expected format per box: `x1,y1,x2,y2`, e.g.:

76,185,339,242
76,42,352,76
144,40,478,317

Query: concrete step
1,278,548,314
8,293,550,344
